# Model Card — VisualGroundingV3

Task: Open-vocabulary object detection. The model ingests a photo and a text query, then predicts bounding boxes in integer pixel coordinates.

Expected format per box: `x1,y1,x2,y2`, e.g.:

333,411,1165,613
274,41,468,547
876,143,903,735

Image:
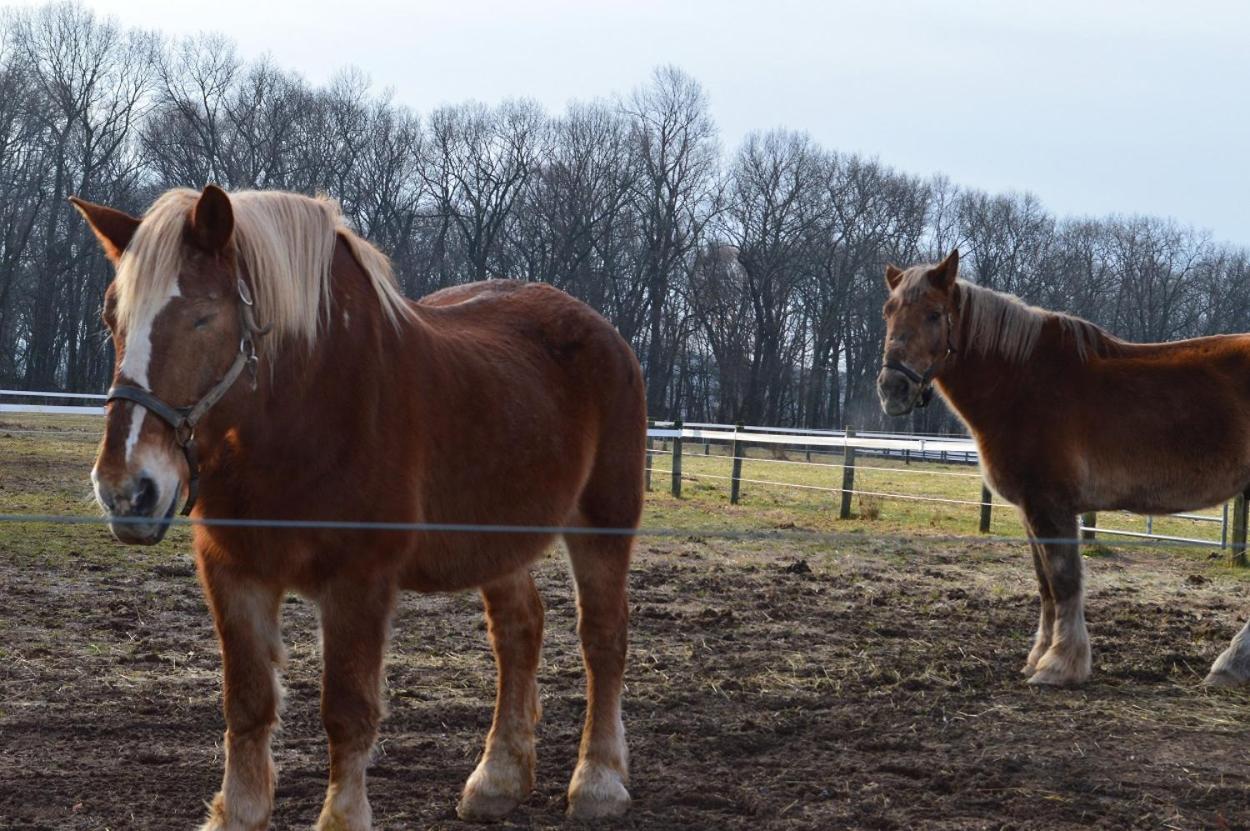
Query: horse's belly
397,531,556,593
1093,457,1248,514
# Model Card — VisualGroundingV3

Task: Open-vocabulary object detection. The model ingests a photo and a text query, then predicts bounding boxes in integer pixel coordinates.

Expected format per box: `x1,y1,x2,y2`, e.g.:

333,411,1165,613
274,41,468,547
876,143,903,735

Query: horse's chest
982,465,1024,506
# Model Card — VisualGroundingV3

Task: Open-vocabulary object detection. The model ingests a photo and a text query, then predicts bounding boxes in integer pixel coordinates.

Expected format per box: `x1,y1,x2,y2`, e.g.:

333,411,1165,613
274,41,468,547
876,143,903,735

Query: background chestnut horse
72,185,645,829
877,250,1250,688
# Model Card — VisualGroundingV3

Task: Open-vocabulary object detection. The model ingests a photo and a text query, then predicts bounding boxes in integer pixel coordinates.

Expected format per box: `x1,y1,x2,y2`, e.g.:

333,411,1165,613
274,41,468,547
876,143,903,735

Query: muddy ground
2,525,1249,830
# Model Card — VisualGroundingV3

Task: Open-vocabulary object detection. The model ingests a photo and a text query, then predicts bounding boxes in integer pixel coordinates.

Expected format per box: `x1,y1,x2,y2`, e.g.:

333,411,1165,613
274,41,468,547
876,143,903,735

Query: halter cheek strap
106,278,269,515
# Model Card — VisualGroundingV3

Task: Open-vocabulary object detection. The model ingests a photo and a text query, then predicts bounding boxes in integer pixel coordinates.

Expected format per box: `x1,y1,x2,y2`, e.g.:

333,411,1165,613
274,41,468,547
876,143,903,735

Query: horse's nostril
132,474,158,517
878,371,912,401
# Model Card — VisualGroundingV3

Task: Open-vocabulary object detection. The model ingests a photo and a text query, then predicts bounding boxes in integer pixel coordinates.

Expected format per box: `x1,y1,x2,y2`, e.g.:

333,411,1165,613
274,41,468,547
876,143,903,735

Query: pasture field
1,414,1249,829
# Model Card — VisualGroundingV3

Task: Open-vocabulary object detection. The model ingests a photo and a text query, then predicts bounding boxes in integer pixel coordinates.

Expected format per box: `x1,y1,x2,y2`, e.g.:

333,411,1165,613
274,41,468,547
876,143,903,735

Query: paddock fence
647,418,1248,565
0,389,1245,563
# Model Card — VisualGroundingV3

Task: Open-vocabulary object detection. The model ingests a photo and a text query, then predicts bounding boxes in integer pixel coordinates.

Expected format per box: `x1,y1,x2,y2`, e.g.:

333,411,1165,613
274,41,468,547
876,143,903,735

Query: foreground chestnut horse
72,186,645,829
877,250,1250,688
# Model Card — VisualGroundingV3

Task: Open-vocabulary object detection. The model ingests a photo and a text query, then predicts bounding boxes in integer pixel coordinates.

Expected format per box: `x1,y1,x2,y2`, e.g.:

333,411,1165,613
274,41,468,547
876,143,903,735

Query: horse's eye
926,311,942,324
194,315,215,330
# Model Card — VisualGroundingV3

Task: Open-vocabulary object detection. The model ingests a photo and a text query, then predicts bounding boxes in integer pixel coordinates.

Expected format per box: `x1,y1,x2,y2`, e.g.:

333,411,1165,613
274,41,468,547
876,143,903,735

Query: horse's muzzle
877,367,920,416
95,470,178,545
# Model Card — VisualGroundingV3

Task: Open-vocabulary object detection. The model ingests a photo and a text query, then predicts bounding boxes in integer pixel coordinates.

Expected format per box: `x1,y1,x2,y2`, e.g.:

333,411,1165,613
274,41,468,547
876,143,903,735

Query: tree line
3,1,1247,433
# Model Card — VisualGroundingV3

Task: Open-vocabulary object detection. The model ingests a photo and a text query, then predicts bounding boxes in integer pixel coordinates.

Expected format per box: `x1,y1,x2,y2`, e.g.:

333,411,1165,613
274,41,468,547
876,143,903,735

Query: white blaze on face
118,280,181,461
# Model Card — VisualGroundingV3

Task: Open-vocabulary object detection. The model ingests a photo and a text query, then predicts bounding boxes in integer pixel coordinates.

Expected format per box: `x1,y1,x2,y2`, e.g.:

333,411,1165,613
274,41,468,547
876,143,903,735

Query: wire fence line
0,393,1245,559
0,510,1236,552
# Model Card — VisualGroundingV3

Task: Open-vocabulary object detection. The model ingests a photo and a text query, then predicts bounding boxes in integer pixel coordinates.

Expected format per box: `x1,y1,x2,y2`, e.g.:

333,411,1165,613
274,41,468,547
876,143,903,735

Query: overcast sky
77,0,1250,246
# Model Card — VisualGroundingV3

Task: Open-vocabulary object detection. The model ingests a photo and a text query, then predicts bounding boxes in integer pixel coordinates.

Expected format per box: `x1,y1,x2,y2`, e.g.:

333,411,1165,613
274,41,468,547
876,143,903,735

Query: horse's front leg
198,559,285,831
457,570,545,821
1022,533,1056,676
1023,508,1091,686
1207,618,1250,686
315,575,396,831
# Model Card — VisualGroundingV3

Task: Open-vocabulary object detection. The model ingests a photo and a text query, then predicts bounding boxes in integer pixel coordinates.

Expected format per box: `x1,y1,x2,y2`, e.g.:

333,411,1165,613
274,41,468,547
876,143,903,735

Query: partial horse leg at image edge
458,571,545,821
1207,618,1250,686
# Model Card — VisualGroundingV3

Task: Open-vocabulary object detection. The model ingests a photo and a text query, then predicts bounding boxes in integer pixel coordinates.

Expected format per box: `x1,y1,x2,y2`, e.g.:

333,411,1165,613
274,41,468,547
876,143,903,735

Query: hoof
199,793,270,831
314,805,371,831
1026,665,1089,687
1020,662,1037,677
1026,643,1091,688
457,790,524,823
457,756,532,822
1204,669,1246,688
567,763,630,820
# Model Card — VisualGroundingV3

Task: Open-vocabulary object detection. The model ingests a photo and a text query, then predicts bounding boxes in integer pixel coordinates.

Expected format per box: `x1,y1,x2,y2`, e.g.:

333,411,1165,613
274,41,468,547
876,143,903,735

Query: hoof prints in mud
1,537,1248,829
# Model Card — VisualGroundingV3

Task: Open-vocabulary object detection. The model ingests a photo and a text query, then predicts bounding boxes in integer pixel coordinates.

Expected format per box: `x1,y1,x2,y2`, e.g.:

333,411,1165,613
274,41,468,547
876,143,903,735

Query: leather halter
106,278,270,515
882,311,958,409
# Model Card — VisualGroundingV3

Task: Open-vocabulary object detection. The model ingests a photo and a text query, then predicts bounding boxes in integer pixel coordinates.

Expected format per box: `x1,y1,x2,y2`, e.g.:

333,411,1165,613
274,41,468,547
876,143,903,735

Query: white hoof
314,804,371,831
1204,668,1246,688
1026,645,1091,687
457,754,533,822
199,792,270,831
1206,641,1250,688
567,762,630,819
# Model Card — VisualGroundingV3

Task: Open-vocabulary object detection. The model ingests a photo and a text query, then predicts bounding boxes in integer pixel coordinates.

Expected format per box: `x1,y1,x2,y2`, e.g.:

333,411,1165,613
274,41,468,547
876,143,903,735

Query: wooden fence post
671,418,683,498
839,426,856,520
1232,490,1249,567
1081,512,1097,542
979,483,992,533
730,423,744,505
644,419,653,492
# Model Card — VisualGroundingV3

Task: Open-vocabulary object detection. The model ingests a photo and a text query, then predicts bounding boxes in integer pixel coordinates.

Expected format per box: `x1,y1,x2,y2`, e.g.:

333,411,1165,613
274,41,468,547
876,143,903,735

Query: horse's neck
936,326,1056,439
247,278,420,453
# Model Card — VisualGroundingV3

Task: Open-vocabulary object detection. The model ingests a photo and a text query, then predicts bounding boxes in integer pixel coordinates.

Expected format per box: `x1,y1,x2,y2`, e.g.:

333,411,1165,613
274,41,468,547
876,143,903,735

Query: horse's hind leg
1024,508,1092,686
315,575,395,831
458,571,545,820
198,561,285,831
563,529,633,818
1207,618,1250,686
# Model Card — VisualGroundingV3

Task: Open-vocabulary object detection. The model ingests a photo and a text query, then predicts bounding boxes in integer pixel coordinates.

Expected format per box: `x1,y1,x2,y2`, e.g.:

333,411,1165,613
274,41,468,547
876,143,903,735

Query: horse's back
399,280,645,587
417,279,641,402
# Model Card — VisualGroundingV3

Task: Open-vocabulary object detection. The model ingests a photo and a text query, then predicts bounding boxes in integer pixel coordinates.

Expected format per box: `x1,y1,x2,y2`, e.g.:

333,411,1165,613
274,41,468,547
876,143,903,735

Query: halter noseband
106,278,270,515
882,311,958,409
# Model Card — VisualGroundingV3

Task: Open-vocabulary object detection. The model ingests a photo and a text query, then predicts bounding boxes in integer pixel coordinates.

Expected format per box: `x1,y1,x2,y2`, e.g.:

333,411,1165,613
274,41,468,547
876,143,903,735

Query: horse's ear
190,184,234,253
69,197,140,265
884,264,904,291
928,248,959,291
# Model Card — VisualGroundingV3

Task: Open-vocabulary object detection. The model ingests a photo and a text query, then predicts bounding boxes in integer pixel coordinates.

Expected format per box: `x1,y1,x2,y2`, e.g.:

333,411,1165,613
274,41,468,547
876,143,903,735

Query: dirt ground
2,525,1249,830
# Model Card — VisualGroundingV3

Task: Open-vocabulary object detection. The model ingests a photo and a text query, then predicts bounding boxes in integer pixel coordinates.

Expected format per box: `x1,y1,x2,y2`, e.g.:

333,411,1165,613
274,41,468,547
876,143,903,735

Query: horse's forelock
112,188,410,358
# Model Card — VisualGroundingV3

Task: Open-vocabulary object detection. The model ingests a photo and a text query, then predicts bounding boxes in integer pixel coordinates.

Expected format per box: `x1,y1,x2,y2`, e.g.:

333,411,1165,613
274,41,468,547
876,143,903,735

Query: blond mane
114,189,410,355
896,266,1111,362
956,280,1110,362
